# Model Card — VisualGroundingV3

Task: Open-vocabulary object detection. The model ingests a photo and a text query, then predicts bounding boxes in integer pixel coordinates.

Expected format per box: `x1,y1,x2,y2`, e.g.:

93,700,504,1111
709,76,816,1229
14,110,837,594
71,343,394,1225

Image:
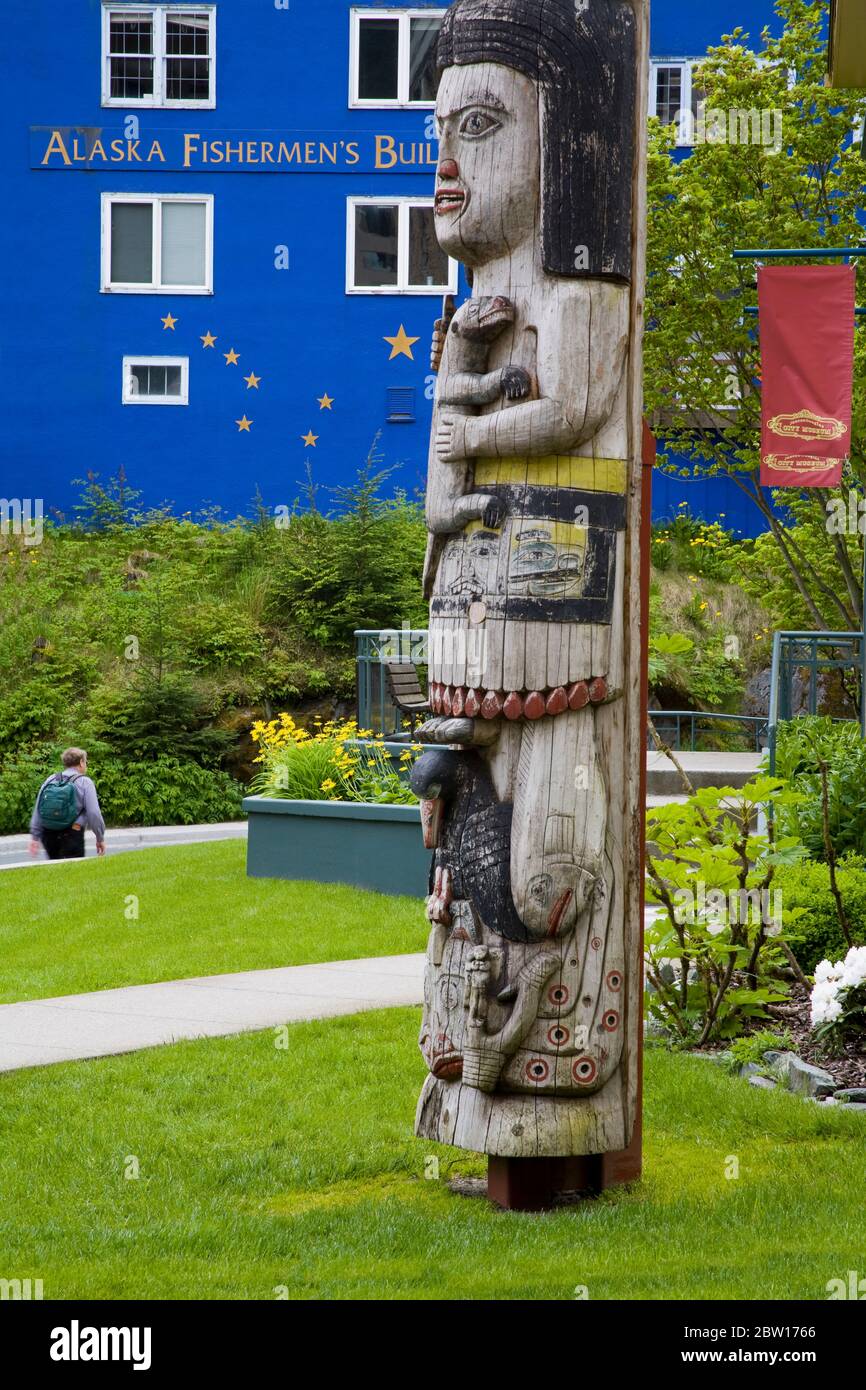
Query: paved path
0,821,247,872
0,955,425,1073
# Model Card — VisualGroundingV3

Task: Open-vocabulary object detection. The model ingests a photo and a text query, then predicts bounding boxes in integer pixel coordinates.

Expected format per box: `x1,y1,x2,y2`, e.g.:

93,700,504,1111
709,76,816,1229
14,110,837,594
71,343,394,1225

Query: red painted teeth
545,685,568,716
567,680,590,710
480,690,503,719
503,691,524,720
425,677,611,721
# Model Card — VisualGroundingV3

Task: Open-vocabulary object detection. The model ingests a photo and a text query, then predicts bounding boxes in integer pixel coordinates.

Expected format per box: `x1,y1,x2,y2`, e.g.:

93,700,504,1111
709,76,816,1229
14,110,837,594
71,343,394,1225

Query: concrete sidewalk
0,820,247,871
0,954,425,1073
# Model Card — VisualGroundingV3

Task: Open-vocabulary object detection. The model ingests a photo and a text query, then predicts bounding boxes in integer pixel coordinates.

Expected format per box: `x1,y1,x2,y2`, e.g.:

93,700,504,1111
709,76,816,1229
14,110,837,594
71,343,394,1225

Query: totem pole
411,0,649,1210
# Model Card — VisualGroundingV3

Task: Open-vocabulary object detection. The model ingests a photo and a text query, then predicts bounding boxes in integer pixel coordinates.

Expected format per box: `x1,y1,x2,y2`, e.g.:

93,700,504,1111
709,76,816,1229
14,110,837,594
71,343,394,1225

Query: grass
1,1009,864,1300
0,840,425,1004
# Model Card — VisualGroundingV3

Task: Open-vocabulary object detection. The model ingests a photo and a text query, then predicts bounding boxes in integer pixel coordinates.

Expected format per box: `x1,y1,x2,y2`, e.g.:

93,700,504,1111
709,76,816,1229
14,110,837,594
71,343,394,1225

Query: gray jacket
31,771,106,843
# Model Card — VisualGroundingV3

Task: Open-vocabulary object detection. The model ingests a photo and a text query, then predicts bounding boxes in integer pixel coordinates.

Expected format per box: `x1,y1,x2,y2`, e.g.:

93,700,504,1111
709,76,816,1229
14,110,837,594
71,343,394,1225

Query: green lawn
1,1009,863,1300
0,840,425,1003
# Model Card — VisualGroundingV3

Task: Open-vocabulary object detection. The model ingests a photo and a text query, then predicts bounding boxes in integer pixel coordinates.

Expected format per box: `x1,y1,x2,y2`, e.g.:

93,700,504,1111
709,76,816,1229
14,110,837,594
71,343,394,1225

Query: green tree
268,443,427,648
645,0,866,628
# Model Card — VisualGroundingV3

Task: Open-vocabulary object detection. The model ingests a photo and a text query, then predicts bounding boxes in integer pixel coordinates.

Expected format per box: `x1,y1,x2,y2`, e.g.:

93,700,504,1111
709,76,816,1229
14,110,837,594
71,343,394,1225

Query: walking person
29,748,106,861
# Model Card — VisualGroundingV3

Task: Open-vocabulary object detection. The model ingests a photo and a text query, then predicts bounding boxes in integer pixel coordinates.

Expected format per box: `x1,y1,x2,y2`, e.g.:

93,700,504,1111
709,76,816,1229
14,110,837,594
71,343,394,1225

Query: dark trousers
41,826,86,860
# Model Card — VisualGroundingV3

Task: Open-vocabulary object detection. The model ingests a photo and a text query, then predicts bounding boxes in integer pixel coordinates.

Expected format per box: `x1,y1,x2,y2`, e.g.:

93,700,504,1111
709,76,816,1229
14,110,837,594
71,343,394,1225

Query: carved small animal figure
423,294,532,597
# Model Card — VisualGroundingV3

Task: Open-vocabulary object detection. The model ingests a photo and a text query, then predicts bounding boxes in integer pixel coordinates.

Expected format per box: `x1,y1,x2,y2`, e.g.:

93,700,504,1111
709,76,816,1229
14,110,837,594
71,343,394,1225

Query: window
122,356,189,404
649,60,704,145
102,4,216,107
350,8,446,107
347,198,457,294
102,194,214,293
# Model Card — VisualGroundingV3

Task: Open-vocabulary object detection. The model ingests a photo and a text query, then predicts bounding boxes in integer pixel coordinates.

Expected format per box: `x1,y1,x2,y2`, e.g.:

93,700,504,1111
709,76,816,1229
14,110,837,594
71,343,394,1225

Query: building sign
31,127,439,174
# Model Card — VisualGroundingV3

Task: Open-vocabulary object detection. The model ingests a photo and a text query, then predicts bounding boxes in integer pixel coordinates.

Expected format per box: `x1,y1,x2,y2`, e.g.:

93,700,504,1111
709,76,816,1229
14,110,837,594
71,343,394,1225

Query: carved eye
459,110,502,138
572,1057,598,1085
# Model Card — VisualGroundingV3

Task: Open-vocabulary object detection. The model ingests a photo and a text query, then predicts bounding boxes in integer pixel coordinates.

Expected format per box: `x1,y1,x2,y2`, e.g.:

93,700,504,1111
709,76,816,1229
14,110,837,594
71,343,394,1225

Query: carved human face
434,62,540,266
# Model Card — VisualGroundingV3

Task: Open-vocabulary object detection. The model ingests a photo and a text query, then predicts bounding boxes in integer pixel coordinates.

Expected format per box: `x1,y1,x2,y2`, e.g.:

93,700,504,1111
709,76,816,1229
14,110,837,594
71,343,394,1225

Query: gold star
161,313,178,331
301,430,319,447
244,372,261,390
317,393,334,410
384,324,419,360
224,348,241,365
200,331,217,348
236,416,253,432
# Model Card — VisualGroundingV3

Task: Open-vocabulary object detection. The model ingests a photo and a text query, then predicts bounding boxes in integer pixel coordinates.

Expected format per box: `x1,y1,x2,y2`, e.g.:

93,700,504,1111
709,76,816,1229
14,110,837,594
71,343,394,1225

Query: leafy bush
93,756,244,826
179,601,264,672
726,1029,794,1072
645,777,807,1045
0,747,61,835
773,717,866,860
773,855,866,974
648,629,743,709
250,715,418,805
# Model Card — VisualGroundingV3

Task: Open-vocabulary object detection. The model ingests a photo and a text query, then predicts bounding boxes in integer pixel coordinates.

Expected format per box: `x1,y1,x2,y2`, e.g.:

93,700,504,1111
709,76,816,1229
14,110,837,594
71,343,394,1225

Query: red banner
759,265,855,487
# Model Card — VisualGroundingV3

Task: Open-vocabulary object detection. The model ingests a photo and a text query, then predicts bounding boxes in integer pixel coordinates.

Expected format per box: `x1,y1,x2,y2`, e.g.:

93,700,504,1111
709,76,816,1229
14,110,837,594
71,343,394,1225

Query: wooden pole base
487,1117,642,1212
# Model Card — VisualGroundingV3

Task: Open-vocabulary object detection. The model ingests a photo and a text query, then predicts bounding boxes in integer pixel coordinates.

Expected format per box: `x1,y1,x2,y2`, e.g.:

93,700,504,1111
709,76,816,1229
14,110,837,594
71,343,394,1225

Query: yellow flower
320,779,336,792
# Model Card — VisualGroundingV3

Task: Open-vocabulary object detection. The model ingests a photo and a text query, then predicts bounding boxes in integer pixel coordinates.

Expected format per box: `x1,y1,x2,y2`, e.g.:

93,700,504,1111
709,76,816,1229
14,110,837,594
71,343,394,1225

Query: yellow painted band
474,456,629,493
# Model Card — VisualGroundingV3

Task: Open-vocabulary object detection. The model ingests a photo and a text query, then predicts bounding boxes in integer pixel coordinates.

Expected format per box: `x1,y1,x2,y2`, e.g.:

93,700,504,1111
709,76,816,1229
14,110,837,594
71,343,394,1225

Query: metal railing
767,629,865,771
355,629,428,739
648,710,768,752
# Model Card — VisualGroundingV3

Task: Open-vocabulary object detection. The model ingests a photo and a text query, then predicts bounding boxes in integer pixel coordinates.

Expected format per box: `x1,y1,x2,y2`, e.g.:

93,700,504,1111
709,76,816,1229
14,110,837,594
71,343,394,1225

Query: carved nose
438,159,459,180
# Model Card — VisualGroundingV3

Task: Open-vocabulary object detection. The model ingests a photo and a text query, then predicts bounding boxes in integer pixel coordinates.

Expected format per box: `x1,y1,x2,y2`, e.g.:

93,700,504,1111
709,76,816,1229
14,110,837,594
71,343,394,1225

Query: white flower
839,945,866,991
814,958,839,985
811,993,843,1027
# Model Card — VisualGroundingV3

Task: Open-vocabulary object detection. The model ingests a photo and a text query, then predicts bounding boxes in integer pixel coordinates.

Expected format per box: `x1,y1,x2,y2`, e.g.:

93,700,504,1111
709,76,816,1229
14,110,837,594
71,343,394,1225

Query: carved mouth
435,188,466,215
431,1052,464,1079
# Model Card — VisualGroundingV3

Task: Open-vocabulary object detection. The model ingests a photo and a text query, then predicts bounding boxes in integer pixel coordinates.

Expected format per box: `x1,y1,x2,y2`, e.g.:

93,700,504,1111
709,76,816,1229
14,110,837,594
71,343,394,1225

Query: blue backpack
37,773,81,831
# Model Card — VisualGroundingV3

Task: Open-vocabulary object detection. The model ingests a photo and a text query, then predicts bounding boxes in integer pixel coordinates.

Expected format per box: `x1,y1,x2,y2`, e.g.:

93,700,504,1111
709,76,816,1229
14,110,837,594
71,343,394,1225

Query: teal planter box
243,796,429,897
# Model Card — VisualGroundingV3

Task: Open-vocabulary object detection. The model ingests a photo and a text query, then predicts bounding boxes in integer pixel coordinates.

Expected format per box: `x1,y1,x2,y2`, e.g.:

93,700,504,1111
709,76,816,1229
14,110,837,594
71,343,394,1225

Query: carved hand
500,365,532,401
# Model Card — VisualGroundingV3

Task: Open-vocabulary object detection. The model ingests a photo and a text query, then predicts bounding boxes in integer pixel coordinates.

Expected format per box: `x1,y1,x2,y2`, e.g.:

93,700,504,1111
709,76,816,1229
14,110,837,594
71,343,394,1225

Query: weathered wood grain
415,0,647,1167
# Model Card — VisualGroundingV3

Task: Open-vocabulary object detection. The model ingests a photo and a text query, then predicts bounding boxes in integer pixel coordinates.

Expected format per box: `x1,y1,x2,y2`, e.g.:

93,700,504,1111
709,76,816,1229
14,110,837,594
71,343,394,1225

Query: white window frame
349,7,446,109
101,3,216,109
101,192,214,294
122,355,189,405
648,58,703,146
346,196,458,296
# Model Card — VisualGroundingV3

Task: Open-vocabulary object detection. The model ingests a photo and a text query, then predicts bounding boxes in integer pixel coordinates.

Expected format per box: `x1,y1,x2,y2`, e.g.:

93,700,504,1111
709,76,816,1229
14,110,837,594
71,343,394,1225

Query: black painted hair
438,0,636,282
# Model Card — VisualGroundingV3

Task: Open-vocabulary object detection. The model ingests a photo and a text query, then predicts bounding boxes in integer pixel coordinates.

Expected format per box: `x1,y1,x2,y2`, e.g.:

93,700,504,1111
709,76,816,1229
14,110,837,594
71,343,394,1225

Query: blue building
3,0,778,529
